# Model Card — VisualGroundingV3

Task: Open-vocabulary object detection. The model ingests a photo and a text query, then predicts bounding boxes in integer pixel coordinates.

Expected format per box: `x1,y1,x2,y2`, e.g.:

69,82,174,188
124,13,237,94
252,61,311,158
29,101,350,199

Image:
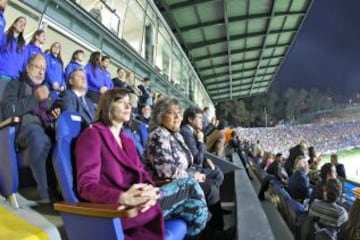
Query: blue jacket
0,33,25,79
102,68,113,89
84,63,104,92
0,10,5,39
287,170,311,202
65,61,83,80
22,44,43,69
45,53,65,89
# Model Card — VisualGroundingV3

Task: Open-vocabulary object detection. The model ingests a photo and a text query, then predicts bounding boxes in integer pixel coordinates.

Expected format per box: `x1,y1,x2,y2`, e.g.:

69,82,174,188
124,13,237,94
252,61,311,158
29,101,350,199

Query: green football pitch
322,148,360,183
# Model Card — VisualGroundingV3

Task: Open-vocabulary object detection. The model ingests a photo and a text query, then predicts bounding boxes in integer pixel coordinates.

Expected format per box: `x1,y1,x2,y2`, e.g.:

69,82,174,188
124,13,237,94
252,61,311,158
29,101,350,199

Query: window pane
123,0,145,52
155,24,171,79
76,0,120,34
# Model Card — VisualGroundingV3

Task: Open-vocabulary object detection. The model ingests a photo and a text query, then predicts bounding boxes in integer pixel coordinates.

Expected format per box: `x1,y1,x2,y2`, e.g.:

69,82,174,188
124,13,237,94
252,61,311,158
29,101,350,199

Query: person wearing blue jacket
0,0,8,39
65,49,84,80
22,29,45,70
0,16,26,81
100,55,114,89
84,51,107,103
45,42,65,91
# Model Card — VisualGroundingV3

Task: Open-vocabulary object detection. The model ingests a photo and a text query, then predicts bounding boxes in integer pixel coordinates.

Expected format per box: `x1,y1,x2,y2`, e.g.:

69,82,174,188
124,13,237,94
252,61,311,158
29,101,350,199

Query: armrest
0,116,21,129
154,179,172,187
54,202,138,218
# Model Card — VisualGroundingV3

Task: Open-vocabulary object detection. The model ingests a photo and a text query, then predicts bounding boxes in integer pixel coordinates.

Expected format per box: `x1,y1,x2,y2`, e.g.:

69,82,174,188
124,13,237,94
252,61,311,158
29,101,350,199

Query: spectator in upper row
85,51,106,103
330,154,346,179
1,54,60,200
138,77,152,106
100,55,113,89
112,66,125,88
0,16,26,81
45,42,65,92
22,29,45,70
65,49,84,80
0,0,8,39
62,68,95,126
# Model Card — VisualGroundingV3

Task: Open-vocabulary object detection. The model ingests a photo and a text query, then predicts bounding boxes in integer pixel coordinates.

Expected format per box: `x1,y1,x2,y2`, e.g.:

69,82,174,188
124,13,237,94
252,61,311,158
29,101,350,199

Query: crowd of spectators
236,120,360,157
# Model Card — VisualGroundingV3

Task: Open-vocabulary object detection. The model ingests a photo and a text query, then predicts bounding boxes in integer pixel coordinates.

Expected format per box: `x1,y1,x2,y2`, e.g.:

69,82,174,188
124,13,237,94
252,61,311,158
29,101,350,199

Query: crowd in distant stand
236,120,360,157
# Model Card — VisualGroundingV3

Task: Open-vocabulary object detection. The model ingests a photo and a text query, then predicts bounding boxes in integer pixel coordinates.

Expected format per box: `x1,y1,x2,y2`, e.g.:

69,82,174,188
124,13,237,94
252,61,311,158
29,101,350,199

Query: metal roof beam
205,72,274,87
193,43,289,61
188,28,296,50
198,54,283,71
209,85,267,96
201,63,278,80
168,0,219,11
178,11,306,33
208,79,270,91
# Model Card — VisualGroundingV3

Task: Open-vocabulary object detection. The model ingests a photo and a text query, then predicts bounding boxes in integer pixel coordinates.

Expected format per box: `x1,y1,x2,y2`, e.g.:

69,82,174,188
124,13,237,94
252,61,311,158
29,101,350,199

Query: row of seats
0,111,186,240
248,157,306,236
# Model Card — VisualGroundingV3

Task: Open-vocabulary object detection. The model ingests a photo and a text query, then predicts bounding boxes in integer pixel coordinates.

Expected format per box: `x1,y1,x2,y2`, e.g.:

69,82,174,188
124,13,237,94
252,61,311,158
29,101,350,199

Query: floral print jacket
144,126,196,180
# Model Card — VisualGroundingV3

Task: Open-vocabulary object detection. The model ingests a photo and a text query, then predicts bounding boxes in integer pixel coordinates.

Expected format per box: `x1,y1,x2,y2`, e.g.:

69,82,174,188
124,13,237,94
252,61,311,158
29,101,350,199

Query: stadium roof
155,0,314,102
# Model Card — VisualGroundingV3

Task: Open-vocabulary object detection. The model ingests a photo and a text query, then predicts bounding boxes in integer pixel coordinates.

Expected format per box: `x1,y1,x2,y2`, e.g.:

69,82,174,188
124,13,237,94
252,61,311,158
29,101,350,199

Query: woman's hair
345,198,360,239
29,29,45,45
308,146,316,159
148,97,181,131
71,49,84,61
323,178,341,203
88,51,101,72
294,155,307,172
320,163,333,182
5,16,26,52
49,42,64,67
96,88,130,126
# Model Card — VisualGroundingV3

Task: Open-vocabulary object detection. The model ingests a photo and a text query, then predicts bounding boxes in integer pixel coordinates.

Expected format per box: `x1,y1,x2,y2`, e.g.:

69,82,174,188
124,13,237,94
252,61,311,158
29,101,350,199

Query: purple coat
75,122,165,240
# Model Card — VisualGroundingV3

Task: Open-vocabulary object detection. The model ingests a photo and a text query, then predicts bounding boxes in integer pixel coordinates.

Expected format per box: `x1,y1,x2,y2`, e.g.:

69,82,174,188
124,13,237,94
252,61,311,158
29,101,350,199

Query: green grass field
322,148,360,183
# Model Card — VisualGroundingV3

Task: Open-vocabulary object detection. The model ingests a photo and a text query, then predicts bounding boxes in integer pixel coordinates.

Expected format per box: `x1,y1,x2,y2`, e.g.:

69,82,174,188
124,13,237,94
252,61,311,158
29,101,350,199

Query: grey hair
148,97,182,131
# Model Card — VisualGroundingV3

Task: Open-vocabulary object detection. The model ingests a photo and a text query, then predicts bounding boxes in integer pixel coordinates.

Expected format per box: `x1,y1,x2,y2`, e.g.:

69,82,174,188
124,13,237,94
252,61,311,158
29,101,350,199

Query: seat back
53,111,83,203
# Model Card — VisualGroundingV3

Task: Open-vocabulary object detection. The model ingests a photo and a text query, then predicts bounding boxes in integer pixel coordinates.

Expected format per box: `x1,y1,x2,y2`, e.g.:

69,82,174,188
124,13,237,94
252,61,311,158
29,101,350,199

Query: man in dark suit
1,54,61,200
62,68,96,126
330,154,346,179
180,107,224,188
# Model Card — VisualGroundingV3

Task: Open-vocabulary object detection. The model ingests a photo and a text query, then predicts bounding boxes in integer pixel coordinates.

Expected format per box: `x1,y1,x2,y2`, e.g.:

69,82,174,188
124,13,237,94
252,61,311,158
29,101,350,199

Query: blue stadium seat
52,111,187,240
0,80,21,208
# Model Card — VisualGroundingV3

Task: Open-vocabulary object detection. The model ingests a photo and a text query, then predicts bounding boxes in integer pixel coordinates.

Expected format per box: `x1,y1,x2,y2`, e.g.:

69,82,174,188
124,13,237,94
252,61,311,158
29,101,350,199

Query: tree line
215,87,339,127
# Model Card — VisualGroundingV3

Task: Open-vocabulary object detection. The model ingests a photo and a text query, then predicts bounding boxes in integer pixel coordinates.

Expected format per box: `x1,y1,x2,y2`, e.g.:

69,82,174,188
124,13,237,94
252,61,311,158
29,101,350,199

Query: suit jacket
180,125,206,167
62,89,95,125
75,122,165,240
335,163,346,179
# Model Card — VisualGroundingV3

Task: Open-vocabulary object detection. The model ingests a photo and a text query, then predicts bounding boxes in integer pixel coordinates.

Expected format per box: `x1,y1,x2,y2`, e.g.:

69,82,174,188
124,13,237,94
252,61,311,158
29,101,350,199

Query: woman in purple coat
75,88,208,239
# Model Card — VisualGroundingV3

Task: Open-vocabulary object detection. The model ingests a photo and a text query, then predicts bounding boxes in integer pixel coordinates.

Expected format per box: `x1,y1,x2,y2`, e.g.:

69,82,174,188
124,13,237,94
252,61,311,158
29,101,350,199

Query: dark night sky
274,0,360,96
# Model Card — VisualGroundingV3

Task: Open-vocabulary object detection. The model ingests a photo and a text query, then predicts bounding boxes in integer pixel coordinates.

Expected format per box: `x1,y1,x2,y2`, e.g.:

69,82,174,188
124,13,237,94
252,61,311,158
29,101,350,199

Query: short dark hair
324,178,341,203
203,107,209,112
101,55,110,61
182,107,203,125
71,49,84,61
142,77,150,82
117,66,124,73
96,88,130,126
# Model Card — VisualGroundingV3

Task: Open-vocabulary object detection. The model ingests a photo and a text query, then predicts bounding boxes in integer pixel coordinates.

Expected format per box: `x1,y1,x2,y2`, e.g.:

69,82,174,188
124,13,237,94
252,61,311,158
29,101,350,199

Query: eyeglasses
29,63,46,71
165,110,182,117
